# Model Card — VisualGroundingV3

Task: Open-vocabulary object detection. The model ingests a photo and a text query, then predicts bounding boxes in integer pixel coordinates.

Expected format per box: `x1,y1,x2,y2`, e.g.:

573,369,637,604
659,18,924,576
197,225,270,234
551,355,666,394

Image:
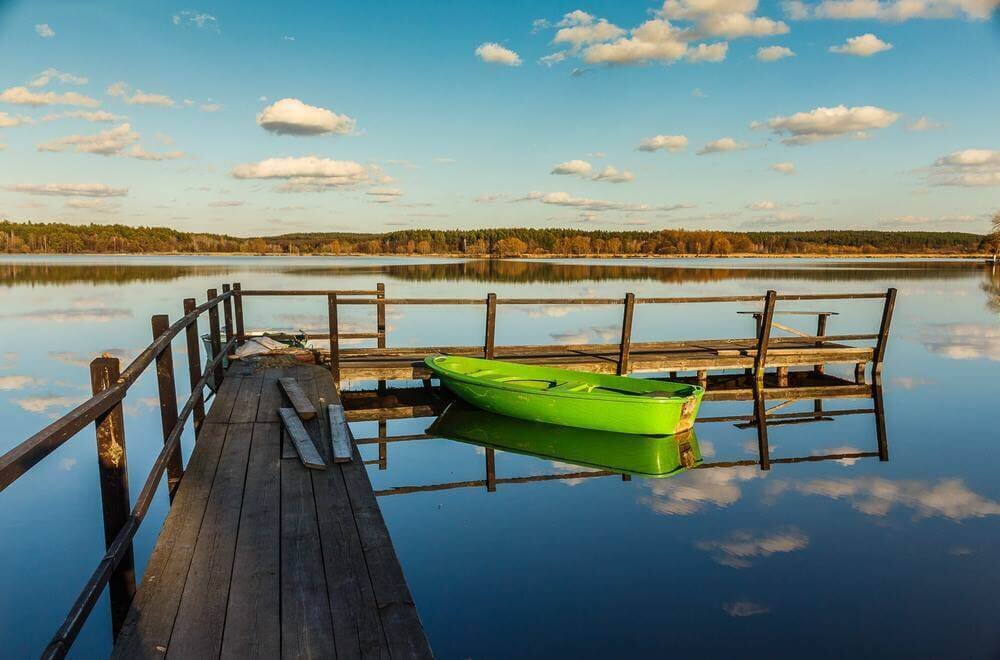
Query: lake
1,255,999,658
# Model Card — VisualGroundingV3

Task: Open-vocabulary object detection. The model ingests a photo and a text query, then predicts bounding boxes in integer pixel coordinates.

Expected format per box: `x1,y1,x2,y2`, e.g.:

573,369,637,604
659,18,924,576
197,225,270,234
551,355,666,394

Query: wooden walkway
112,362,431,659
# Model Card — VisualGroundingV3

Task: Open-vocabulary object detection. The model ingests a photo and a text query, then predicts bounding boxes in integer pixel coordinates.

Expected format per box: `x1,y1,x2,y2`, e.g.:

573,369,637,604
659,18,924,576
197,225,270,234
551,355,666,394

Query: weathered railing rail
0,285,244,659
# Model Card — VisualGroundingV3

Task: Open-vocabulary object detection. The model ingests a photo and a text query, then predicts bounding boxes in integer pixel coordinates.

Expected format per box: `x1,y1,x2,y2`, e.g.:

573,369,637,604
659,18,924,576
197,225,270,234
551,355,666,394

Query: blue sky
0,0,997,236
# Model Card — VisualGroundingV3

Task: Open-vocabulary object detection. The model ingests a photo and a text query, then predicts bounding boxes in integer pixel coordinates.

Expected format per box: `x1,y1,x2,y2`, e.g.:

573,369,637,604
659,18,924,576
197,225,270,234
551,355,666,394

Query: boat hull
424,355,703,435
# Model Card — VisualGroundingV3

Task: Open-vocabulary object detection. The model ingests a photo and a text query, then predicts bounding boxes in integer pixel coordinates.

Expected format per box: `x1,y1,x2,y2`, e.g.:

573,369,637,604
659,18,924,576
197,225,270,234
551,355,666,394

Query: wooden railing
238,286,897,383
0,285,247,659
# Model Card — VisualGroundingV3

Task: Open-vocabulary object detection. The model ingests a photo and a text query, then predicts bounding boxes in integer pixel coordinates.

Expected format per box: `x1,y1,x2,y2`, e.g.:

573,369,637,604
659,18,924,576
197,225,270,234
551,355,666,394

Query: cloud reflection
696,528,809,568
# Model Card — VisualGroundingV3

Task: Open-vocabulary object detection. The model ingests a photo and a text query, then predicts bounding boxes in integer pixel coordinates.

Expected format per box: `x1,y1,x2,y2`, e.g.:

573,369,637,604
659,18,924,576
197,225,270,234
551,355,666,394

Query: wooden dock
113,362,431,659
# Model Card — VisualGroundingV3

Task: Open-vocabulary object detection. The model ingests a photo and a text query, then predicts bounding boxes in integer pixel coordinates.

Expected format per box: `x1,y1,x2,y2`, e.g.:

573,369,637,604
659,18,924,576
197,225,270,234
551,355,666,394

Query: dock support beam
376,282,387,394
872,287,897,376
328,293,340,384
484,293,497,359
182,298,207,437
814,313,828,374
151,315,183,500
221,284,235,358
485,448,497,492
753,290,777,383
752,384,771,471
233,282,245,346
617,292,635,376
89,357,135,637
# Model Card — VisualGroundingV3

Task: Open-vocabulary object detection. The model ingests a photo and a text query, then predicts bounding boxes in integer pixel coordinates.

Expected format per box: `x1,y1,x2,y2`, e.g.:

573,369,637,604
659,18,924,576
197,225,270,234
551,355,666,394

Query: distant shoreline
1,251,991,260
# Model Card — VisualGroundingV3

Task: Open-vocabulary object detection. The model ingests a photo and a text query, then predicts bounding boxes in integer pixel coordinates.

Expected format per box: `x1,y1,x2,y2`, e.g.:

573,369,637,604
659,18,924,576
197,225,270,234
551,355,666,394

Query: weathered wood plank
229,376,264,424
167,422,253,658
257,368,286,423
280,448,336,658
279,408,326,470
221,422,281,660
205,375,244,423
328,404,353,463
111,422,229,659
279,377,317,421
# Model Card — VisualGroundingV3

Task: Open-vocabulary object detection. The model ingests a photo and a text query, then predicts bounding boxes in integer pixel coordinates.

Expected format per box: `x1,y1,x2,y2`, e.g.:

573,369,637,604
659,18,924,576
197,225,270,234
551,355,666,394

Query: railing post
872,287,897,376
233,282,246,346
376,282,386,395
221,284,235,357
328,293,340,384
207,289,224,390
617,292,635,376
183,298,207,437
753,290,777,383
485,448,497,492
151,315,183,500
377,418,387,470
89,357,135,637
872,374,888,461
484,293,497,359
814,313,828,375
752,383,770,471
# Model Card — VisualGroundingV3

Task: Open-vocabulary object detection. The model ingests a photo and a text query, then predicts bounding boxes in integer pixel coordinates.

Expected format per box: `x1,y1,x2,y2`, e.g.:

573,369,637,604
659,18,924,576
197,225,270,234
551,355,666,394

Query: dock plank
205,375,244,423
229,376,264,424
167,422,253,658
221,422,281,660
328,403,353,463
279,408,326,469
279,377,317,420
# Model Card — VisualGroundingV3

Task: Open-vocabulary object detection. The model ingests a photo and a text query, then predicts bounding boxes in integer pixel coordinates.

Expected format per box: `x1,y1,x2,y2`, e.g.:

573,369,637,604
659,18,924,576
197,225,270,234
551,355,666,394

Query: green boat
428,401,702,478
424,355,703,435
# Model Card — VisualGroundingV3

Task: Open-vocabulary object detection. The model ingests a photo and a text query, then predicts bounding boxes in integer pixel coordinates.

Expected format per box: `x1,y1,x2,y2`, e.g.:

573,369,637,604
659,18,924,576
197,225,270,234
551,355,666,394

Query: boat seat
548,381,594,393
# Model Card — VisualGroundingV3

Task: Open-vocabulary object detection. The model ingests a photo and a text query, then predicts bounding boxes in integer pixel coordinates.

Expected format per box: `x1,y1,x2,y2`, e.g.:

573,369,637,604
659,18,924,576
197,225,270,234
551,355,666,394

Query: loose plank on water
327,404,353,463
279,377,317,420
279,408,326,470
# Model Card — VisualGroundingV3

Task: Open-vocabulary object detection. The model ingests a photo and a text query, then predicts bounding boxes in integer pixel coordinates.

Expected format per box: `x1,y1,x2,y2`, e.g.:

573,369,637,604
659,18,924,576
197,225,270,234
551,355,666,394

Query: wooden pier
0,280,896,657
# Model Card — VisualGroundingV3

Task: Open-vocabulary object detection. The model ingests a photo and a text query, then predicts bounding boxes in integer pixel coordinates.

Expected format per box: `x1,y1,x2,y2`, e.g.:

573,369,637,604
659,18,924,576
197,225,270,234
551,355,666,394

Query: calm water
1,255,999,658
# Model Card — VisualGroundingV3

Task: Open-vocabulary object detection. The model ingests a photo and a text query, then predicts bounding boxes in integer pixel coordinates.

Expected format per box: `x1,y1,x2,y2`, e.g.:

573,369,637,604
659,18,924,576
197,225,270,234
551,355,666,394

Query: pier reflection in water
345,376,887,493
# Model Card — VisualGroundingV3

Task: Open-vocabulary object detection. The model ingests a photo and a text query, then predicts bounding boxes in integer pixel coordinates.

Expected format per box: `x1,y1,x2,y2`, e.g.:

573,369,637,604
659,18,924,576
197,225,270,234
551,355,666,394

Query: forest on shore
0,221,990,256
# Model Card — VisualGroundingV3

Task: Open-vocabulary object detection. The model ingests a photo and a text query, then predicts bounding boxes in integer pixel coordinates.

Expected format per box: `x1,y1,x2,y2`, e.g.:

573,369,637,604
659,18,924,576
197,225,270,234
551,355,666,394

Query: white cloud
42,110,125,123
475,42,523,66
106,81,176,107
637,134,689,152
256,98,356,135
696,529,809,568
14,394,84,415
172,10,219,30
127,146,185,161
539,51,568,66
661,0,790,37
920,322,1000,358
28,68,88,88
366,188,405,203
685,42,729,62
6,183,127,197
554,17,626,51
927,149,1000,187
906,116,944,132
0,375,42,391
747,200,778,210
200,102,223,112
231,155,375,191
0,112,33,128
35,24,55,38
65,198,120,213
697,136,750,154
786,0,997,21
591,165,635,183
551,159,594,175
757,45,795,61
583,19,689,64
520,191,681,212
37,123,139,155
829,33,893,56
0,86,100,107
771,161,796,174
761,105,900,145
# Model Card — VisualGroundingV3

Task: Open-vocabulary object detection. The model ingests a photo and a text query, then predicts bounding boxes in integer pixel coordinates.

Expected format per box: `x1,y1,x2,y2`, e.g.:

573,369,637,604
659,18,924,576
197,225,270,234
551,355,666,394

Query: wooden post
872,287,897,375
233,282,246,346
151,315,183,500
814,313,828,374
89,357,136,637
776,366,789,387
182,298,207,436
376,282,386,395
855,362,867,384
617,292,635,376
484,293,497,359
697,370,708,387
207,289,224,390
485,448,496,492
753,290,777,383
752,384,770,471
328,293,340,384
221,284,235,357
872,375,888,461
377,419,387,470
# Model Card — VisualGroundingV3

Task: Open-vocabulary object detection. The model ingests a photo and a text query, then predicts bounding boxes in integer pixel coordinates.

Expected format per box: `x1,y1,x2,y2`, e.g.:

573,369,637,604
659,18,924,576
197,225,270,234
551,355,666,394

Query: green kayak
428,401,702,478
424,355,703,435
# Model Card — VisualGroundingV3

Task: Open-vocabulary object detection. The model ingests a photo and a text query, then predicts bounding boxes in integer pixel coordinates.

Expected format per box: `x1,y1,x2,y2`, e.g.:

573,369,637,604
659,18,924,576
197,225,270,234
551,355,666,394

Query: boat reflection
428,401,702,478
350,376,889,496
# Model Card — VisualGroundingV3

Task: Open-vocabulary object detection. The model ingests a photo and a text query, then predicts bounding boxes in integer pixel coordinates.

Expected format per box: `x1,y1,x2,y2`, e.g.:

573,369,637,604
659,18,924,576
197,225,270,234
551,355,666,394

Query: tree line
0,221,990,256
